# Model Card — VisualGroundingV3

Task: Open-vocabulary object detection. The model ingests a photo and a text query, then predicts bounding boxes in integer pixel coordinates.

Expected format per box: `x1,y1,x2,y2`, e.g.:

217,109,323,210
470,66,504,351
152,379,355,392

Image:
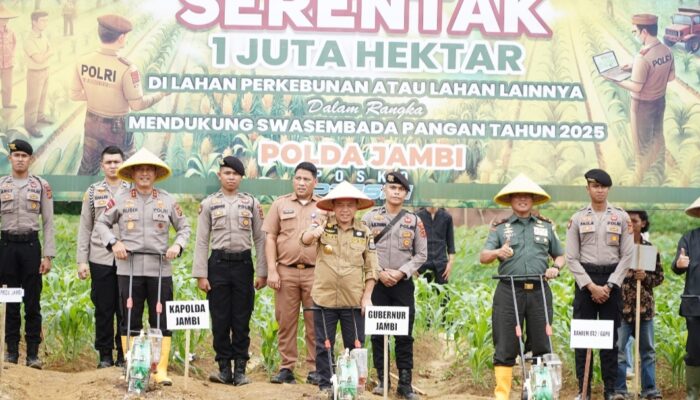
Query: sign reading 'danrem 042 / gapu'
3,1,698,204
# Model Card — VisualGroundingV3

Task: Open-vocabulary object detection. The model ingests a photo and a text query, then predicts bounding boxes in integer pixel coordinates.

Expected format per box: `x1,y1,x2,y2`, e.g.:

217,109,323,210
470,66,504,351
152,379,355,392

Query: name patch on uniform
533,227,548,236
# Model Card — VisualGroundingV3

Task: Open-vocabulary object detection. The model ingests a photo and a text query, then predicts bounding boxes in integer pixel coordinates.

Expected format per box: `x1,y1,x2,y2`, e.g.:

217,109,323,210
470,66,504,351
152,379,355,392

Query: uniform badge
175,204,183,217
368,239,376,250
402,231,412,238
131,70,140,84
402,238,411,247
215,210,223,216
611,214,618,221
157,200,164,208
44,183,52,199
127,221,135,230
242,218,250,226
323,245,333,255
417,220,426,238
403,216,411,224
31,202,37,209
373,214,384,221
131,189,137,198
158,223,164,229
105,198,116,211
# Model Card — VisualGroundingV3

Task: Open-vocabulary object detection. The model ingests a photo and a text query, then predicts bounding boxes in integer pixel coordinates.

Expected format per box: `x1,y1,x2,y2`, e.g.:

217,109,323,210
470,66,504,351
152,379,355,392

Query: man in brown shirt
262,162,323,385
300,181,378,396
607,14,674,185
70,14,167,175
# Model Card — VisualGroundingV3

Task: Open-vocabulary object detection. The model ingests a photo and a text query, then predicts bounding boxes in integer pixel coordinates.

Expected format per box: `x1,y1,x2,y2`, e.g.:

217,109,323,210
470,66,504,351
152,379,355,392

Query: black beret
219,156,245,176
385,171,410,191
584,168,612,187
8,139,33,155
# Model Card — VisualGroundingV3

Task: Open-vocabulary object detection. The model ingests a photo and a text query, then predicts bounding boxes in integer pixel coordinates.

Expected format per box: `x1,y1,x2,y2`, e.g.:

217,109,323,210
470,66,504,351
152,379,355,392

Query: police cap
632,14,658,25
584,168,612,187
219,156,245,176
8,139,33,155
97,14,132,34
385,171,410,191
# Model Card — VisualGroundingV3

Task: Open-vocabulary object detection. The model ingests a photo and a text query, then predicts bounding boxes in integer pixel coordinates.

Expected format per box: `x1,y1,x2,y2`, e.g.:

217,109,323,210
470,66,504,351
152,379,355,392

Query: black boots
209,360,233,384
97,349,113,369
4,342,18,364
397,369,420,400
372,369,390,395
25,343,42,369
233,359,251,386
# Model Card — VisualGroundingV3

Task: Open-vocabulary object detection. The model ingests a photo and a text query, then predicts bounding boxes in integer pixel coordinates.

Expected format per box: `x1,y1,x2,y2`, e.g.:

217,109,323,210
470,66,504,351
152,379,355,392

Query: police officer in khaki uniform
95,148,190,385
362,171,427,400
192,156,266,386
0,139,54,369
76,146,130,368
23,10,53,138
301,181,379,397
566,169,634,400
607,14,674,185
70,14,167,175
479,174,564,400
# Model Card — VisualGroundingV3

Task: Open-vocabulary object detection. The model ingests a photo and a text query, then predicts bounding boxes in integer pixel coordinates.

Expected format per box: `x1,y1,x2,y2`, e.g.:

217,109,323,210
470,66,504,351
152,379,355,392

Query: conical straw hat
117,148,172,183
317,181,375,211
493,174,551,206
0,5,18,19
685,196,700,218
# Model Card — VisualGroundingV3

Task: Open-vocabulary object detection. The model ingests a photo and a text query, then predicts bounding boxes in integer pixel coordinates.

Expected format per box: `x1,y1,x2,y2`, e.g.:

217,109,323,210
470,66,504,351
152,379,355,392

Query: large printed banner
1,0,699,204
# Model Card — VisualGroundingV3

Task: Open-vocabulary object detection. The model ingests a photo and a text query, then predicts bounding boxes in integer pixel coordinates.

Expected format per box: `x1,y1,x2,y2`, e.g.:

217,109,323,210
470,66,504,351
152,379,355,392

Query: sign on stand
570,319,615,400
166,300,210,387
365,306,409,400
0,286,24,378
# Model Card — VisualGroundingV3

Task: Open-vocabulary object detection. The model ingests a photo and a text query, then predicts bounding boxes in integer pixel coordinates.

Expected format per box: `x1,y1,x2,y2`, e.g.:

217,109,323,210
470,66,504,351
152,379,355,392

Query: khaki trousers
275,266,316,371
1,67,12,107
24,68,48,129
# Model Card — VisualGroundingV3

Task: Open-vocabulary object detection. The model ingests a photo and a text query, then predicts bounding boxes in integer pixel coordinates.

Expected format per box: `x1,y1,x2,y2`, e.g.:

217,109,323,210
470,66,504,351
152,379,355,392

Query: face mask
634,31,644,45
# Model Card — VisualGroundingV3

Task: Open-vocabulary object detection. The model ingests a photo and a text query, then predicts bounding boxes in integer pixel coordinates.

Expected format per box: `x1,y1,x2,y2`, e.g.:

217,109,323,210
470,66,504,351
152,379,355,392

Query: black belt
500,279,543,290
213,249,251,261
1,231,39,243
284,263,315,269
87,110,125,123
581,263,617,274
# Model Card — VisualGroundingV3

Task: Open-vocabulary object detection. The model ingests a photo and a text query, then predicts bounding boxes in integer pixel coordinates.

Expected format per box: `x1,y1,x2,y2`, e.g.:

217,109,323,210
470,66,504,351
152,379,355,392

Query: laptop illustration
593,51,631,81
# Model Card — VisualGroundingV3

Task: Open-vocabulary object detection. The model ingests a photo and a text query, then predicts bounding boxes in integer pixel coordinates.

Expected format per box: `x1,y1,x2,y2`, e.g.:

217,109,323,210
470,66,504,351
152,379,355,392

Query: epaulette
491,218,508,227
535,214,553,224
117,56,131,67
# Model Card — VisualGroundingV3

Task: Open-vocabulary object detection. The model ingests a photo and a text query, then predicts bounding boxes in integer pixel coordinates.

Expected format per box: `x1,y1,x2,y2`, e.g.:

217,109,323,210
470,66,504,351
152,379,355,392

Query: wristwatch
606,282,616,290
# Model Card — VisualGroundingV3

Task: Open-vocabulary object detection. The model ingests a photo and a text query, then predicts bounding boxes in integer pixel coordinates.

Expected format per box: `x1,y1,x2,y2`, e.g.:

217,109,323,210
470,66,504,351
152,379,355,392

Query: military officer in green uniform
479,174,564,400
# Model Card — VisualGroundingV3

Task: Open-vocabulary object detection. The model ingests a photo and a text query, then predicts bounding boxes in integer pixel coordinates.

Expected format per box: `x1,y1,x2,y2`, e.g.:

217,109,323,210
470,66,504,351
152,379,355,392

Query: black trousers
117,275,173,337
371,278,415,370
90,262,123,353
418,261,448,285
492,281,552,366
207,252,254,362
313,306,365,388
0,239,43,346
687,317,700,366
573,273,621,394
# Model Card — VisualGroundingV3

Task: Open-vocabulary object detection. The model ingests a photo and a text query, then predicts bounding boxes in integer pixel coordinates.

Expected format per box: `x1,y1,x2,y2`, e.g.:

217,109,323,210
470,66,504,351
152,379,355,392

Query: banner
0,0,698,204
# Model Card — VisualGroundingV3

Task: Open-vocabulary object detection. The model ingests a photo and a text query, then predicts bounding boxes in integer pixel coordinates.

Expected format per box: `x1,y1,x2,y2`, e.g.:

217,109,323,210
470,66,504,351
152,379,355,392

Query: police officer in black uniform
0,139,55,369
362,172,427,400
